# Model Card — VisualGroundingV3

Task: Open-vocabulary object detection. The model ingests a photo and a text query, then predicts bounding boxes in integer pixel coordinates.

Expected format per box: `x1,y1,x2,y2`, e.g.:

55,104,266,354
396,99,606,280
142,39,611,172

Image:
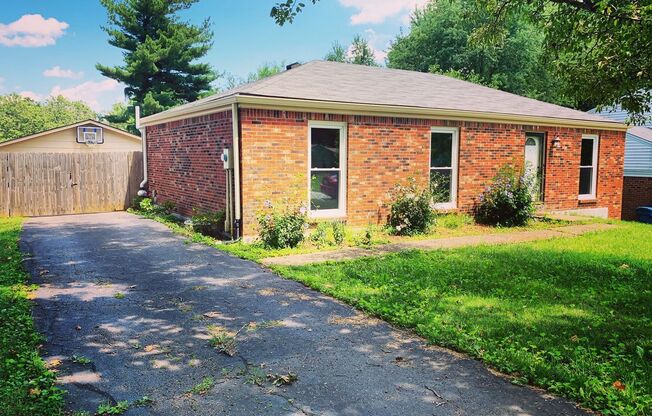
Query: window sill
434,202,457,211
578,197,597,204
309,210,346,220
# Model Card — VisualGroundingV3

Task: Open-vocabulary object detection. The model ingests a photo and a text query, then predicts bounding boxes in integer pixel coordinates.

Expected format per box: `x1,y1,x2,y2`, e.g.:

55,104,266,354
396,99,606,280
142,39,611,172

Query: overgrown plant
137,197,170,216
331,221,345,246
309,222,330,247
475,166,535,227
256,174,308,249
191,210,226,238
388,177,437,235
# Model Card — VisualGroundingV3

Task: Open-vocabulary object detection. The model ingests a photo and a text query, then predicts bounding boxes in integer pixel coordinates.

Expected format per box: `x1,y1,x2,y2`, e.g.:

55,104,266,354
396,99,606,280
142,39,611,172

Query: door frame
524,132,546,201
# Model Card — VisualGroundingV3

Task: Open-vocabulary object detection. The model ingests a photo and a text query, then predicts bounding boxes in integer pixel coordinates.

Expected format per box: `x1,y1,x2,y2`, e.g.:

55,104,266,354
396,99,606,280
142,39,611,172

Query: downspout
231,102,242,238
135,106,148,196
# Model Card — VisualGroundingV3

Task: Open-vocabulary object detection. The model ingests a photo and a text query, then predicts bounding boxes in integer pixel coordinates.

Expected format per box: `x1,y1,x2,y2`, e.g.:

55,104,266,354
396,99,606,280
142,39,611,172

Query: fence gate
0,151,143,216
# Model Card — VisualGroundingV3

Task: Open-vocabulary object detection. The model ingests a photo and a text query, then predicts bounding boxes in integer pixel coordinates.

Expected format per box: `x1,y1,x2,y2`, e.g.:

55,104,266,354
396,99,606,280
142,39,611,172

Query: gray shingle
149,61,620,125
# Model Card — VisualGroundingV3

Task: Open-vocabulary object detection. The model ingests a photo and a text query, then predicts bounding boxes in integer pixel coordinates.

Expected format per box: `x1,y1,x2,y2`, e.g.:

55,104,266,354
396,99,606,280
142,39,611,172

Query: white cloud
339,0,428,25
43,66,83,79
19,90,44,101
50,79,122,111
0,14,69,47
363,29,391,63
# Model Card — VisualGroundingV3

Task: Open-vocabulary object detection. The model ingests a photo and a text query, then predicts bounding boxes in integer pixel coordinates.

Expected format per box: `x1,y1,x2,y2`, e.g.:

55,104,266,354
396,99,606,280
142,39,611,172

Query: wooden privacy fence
0,151,143,216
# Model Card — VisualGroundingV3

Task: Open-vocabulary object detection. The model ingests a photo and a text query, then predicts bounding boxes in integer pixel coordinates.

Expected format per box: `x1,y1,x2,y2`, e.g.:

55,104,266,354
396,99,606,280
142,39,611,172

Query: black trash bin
635,206,652,223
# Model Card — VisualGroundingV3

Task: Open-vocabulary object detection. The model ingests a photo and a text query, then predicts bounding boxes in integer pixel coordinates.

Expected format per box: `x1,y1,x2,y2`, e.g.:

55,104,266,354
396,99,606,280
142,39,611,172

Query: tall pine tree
97,0,216,126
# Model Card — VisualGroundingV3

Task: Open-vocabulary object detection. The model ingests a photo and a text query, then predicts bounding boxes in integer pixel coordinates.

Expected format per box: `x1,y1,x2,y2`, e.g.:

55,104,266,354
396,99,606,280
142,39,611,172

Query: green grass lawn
0,217,63,415
273,222,652,416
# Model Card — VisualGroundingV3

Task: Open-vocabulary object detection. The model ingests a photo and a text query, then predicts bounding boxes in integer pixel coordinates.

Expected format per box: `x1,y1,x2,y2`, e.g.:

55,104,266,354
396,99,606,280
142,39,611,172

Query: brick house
138,61,627,237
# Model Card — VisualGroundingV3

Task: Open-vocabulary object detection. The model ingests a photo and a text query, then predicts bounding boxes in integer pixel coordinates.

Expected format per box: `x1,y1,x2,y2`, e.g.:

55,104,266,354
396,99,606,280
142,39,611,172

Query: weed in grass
97,400,129,415
71,355,92,365
187,377,215,395
113,292,125,299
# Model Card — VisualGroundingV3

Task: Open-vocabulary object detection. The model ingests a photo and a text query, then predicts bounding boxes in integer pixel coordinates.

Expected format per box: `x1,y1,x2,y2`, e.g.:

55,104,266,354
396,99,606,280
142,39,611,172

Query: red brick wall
146,110,232,216
622,176,652,220
239,109,625,234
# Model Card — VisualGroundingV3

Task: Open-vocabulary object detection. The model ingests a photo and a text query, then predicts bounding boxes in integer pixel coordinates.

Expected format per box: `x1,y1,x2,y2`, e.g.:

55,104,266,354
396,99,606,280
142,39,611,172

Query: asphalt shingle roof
149,60,620,126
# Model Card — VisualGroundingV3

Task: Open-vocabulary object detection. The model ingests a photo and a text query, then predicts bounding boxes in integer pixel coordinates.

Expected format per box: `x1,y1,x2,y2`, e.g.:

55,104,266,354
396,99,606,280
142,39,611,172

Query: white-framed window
430,127,459,209
308,121,347,218
578,134,599,200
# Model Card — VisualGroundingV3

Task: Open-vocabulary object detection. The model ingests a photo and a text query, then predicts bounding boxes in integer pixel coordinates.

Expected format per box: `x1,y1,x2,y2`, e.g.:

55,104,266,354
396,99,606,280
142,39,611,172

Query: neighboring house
139,61,626,237
0,120,141,153
591,106,652,220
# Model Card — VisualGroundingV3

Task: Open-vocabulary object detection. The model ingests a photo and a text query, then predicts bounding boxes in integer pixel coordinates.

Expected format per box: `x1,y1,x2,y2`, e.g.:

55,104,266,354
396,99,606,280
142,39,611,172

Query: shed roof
141,61,625,130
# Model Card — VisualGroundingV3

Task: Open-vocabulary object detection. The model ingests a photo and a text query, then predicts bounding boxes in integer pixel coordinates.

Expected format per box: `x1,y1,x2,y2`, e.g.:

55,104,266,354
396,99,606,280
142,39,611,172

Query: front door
524,133,544,201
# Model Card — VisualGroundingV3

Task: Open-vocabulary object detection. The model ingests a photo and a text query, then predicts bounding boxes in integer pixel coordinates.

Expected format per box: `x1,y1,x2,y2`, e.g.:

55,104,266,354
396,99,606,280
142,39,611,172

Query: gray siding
625,134,652,177
591,105,652,127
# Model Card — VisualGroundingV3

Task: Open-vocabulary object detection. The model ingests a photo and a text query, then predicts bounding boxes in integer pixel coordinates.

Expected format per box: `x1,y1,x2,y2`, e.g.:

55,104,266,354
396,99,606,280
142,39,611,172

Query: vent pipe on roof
286,62,301,70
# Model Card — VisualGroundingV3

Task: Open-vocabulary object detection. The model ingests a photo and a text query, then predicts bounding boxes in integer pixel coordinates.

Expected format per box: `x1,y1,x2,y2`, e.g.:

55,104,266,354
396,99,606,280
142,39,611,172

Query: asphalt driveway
22,212,589,416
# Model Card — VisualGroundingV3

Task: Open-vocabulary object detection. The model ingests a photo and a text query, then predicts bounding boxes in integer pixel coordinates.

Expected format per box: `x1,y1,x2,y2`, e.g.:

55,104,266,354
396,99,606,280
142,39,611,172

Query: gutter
231,102,242,238
135,106,148,194
139,94,628,132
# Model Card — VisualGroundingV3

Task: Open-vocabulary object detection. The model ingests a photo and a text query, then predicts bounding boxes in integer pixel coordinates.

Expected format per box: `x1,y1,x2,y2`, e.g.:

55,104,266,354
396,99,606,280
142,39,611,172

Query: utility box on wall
222,148,233,169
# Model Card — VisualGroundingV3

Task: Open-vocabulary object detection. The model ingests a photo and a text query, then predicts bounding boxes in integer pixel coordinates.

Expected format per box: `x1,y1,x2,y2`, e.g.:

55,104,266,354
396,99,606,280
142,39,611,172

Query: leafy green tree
101,102,136,134
246,62,285,83
349,35,378,66
217,62,287,92
96,0,217,127
324,41,347,63
324,36,379,66
476,0,652,121
387,0,569,106
271,0,319,25
0,94,97,142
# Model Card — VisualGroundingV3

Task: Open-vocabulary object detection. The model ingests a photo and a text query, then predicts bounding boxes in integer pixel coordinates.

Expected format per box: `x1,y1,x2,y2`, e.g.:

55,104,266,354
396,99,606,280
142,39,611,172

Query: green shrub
388,178,436,235
475,166,535,227
131,196,145,209
331,221,345,246
134,197,175,215
191,210,226,238
257,202,307,249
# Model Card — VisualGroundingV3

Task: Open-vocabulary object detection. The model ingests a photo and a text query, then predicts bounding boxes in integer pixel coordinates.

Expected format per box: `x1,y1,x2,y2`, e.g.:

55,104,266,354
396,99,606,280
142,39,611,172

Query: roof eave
0,119,141,148
139,94,628,131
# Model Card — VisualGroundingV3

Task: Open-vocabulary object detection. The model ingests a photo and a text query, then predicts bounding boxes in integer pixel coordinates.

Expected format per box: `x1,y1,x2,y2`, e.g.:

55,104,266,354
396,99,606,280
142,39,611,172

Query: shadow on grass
277,231,652,415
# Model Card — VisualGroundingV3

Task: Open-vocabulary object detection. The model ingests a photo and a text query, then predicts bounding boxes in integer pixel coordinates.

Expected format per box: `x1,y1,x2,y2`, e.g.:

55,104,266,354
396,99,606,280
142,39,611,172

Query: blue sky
0,0,426,112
